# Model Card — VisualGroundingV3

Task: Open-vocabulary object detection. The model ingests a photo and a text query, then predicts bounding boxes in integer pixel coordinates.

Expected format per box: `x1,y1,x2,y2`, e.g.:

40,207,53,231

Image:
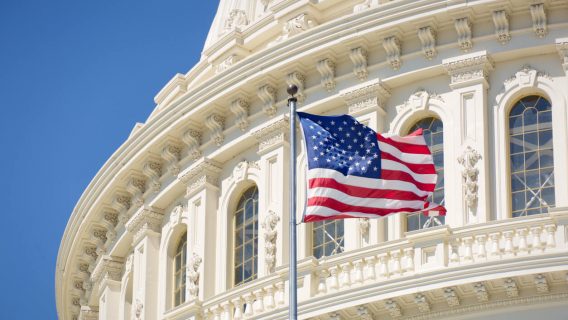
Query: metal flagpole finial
287,84,298,99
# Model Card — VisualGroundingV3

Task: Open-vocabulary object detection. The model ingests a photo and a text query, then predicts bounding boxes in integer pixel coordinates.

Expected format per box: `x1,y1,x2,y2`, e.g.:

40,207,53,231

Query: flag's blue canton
298,112,381,178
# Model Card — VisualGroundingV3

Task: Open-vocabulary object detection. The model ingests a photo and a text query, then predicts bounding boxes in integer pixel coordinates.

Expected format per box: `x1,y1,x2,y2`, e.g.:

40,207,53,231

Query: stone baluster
517,228,529,255
243,294,254,317
253,290,265,315
353,260,364,285
545,225,556,249
462,237,474,262
329,266,340,290
403,248,414,272
317,270,329,294
489,232,501,258
275,282,285,306
264,285,276,310
378,253,389,278
391,250,402,275
232,298,244,320
503,230,515,256
449,244,460,264
221,302,232,320
213,306,222,320
475,235,487,260
364,256,377,282
530,226,544,253
340,262,352,288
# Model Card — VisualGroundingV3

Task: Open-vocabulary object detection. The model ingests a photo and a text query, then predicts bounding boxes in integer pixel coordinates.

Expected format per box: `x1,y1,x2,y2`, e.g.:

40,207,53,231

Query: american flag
298,112,446,222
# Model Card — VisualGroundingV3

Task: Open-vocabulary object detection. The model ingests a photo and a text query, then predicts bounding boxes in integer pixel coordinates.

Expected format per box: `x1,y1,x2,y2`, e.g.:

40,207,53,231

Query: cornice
251,116,290,155
125,206,164,245
178,157,222,198
442,50,494,89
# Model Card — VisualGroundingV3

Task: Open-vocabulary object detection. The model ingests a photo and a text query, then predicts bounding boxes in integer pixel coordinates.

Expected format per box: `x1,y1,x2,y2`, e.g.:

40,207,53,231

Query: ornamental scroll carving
231,160,259,184
134,298,143,319
170,204,184,226
187,252,202,299
396,89,444,114
271,13,317,45
458,146,481,209
262,210,280,273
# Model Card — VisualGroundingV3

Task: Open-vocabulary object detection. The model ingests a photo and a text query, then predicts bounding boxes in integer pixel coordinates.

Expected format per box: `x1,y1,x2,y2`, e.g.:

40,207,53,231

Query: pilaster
91,256,124,320
443,51,494,226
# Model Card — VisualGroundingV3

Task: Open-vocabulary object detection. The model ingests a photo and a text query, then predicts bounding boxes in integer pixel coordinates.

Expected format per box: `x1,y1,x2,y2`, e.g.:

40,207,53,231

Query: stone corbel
125,207,164,245
418,26,437,60
230,96,250,132
286,71,306,102
178,158,222,199
91,255,124,293
556,38,568,75
100,210,118,246
473,282,489,302
349,46,368,81
383,35,402,70
316,58,336,92
454,17,473,52
142,158,162,193
257,84,278,117
182,127,202,161
442,51,494,89
111,192,132,226
126,174,146,209
161,140,182,176
384,299,402,318
503,278,519,297
340,78,391,117
251,117,289,155
79,306,98,320
530,3,547,38
492,10,511,44
443,287,460,307
205,113,226,147
357,305,375,320
414,293,430,312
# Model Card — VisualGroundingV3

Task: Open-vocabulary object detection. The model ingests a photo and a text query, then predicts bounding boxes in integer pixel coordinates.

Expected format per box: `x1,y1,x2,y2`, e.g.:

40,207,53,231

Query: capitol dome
56,0,568,319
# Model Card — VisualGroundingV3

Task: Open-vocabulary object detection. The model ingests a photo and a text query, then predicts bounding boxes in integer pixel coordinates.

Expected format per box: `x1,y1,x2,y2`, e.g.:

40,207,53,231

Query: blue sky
0,1,217,318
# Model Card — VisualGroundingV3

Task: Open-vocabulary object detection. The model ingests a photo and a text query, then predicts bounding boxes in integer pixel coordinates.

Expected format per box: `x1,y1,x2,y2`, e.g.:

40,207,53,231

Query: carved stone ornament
396,89,444,114
143,159,162,193
79,306,98,320
492,10,511,44
134,298,143,319
458,146,482,209
443,287,460,307
534,274,549,293
205,113,225,147
349,47,368,81
257,84,277,117
125,207,164,244
223,9,248,32
340,78,391,116
182,128,202,161
504,278,519,297
251,117,289,154
357,305,374,320
231,160,259,184
316,58,336,92
555,38,568,75
125,253,134,274
216,54,240,74
359,218,370,237
414,293,430,312
454,17,472,52
271,13,317,45
383,36,402,70
473,282,489,302
384,299,402,318
354,0,379,13
262,210,280,273
126,175,146,209
418,26,437,60
287,71,306,102
530,3,547,38
170,204,185,226
91,256,124,291
161,142,182,176
230,97,250,132
179,158,222,198
443,51,494,88
502,65,551,93
187,252,202,299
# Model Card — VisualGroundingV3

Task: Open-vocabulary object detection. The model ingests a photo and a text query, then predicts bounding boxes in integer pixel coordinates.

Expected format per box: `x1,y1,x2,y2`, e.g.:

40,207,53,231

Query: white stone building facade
56,0,568,319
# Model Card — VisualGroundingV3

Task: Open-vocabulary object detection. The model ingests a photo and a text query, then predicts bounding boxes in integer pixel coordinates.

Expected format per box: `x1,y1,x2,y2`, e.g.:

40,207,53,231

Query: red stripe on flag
380,151,436,174
308,178,427,200
377,134,431,154
307,197,422,216
380,170,436,192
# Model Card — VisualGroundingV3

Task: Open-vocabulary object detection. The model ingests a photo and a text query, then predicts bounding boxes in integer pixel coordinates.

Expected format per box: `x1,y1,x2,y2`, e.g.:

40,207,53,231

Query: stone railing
166,211,567,319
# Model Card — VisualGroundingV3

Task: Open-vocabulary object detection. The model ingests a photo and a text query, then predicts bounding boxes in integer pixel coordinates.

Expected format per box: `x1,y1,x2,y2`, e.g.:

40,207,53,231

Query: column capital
251,116,289,155
125,206,164,244
556,38,568,75
442,51,494,89
340,78,391,117
91,255,124,293
179,157,222,198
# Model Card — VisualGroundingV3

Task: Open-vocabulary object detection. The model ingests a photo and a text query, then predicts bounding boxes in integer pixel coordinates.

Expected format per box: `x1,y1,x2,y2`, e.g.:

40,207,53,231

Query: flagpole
287,84,298,320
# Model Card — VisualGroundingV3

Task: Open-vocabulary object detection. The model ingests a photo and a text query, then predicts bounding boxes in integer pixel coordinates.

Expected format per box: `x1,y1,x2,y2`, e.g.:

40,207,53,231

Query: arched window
312,220,344,259
173,232,187,307
234,186,258,286
407,117,445,231
509,95,555,217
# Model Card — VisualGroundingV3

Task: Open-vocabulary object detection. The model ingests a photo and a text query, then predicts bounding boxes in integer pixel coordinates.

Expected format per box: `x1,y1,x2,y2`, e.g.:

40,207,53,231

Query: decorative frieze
530,3,547,38
126,175,146,209
217,54,240,74
262,210,280,273
458,146,482,209
383,36,402,70
257,84,277,117
492,10,511,44
179,158,222,197
414,293,430,312
473,282,489,302
142,159,162,193
357,305,374,320
182,128,202,161
443,51,494,88
556,38,568,74
230,97,250,132
443,288,460,307
418,26,437,60
503,278,519,297
161,141,182,176
112,192,132,225
125,207,164,244
454,17,473,52
316,58,336,92
349,47,368,81
187,252,202,300
384,299,402,318
286,71,306,102
251,117,289,154
534,274,549,293
205,113,225,147
340,78,391,116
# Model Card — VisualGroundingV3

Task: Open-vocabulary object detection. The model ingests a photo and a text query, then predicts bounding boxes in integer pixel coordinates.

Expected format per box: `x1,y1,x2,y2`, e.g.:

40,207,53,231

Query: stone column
340,79,391,246
125,207,164,320
179,158,222,301
442,50,494,226
92,256,124,320
252,117,290,267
